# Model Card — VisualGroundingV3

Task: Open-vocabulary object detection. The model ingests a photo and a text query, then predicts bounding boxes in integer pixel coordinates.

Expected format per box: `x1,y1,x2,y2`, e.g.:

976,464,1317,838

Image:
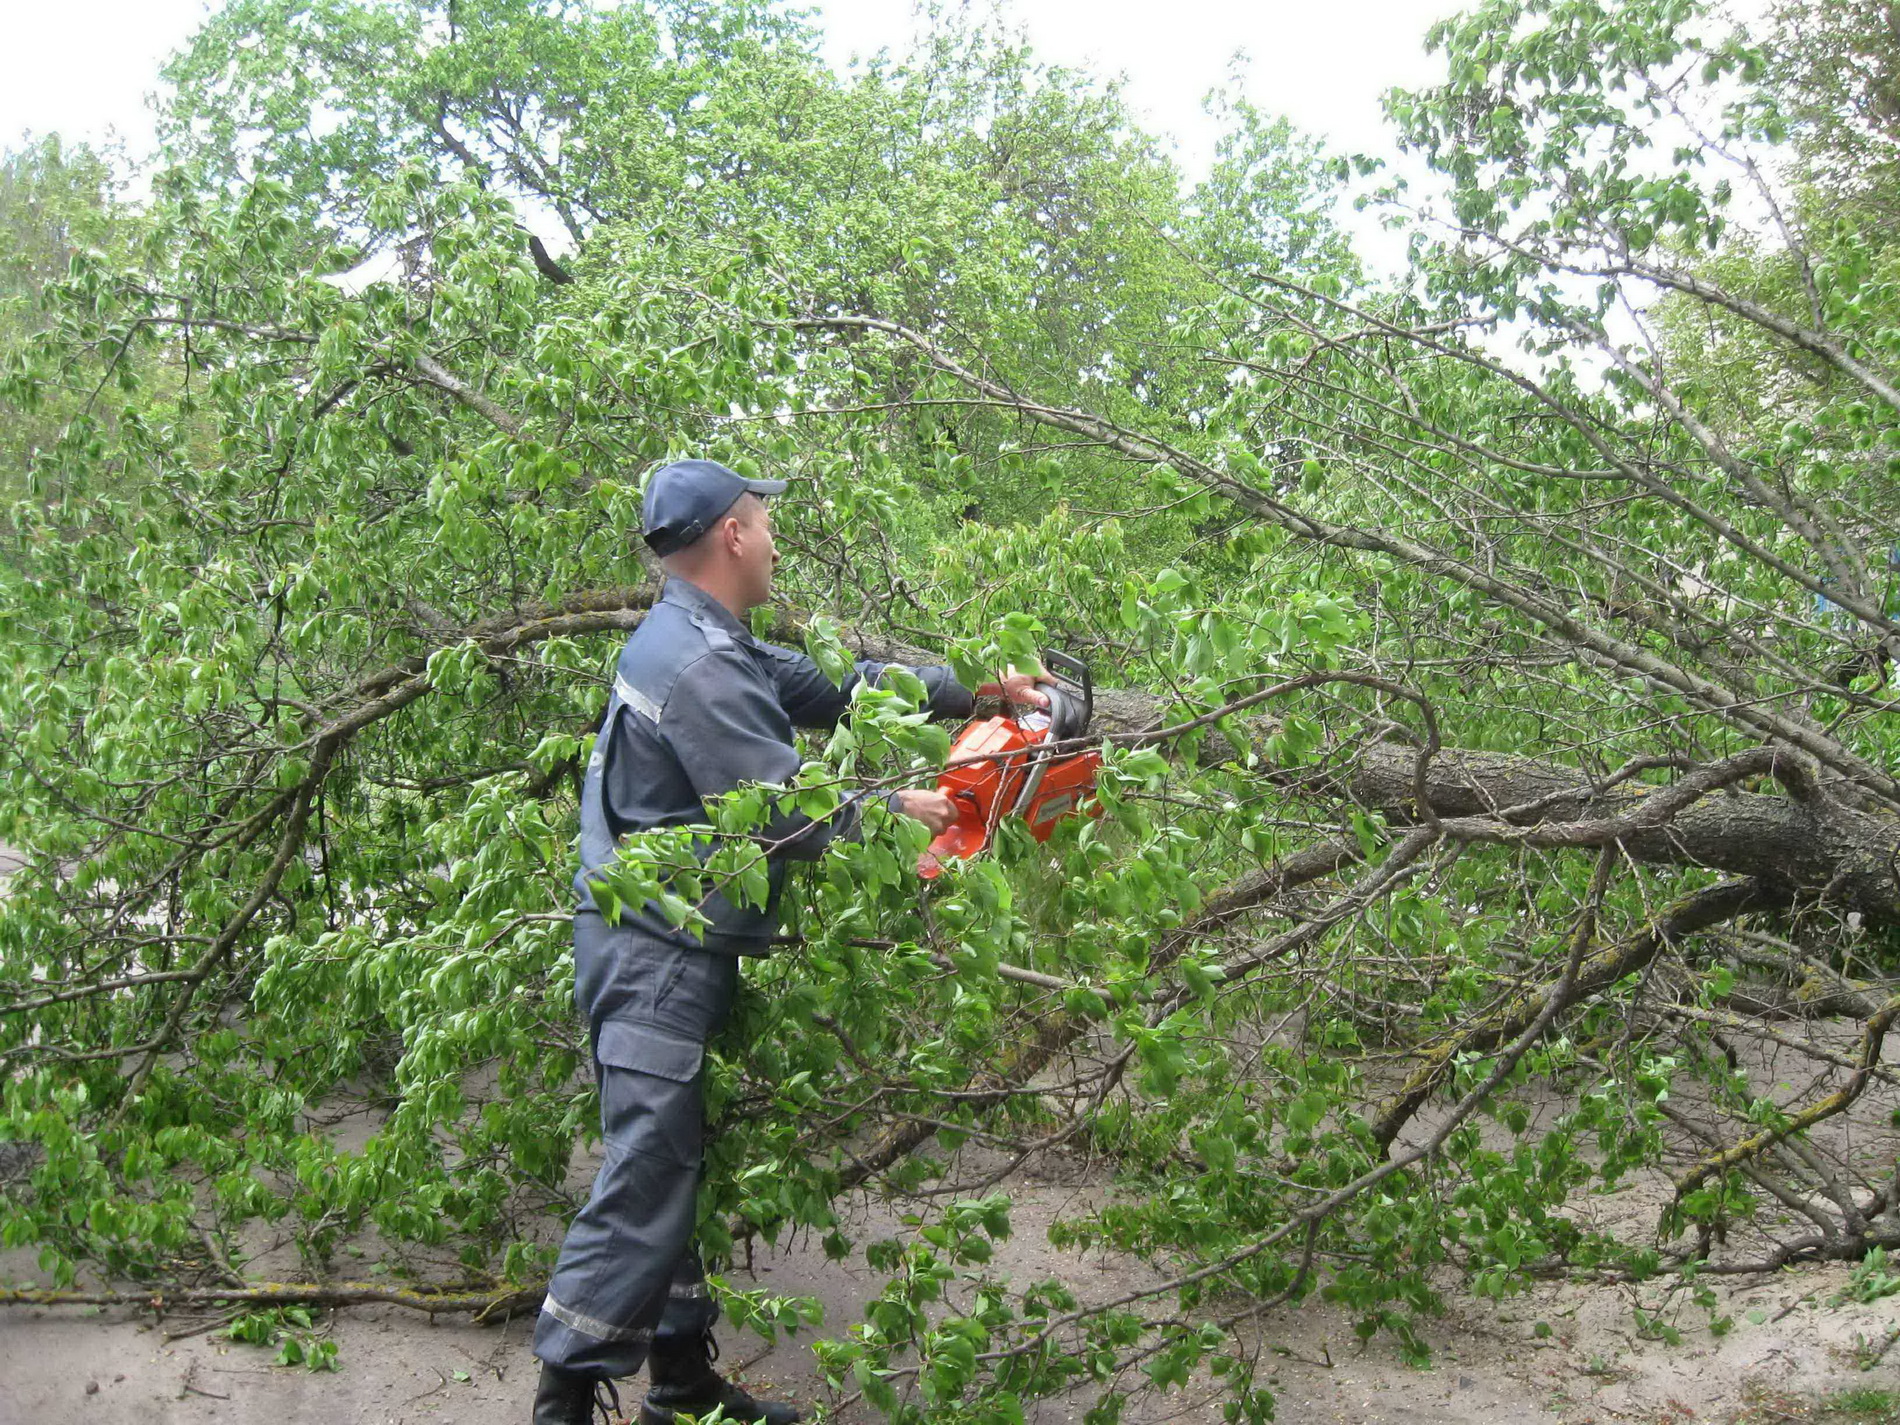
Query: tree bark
1347,743,1900,921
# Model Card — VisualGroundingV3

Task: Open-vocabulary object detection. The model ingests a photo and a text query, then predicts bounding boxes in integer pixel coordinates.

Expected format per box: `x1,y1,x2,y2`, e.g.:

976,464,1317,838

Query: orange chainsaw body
918,651,1102,878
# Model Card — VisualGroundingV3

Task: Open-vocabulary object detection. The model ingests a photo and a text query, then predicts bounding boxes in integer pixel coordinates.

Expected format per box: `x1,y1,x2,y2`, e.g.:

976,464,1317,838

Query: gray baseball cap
640,458,787,556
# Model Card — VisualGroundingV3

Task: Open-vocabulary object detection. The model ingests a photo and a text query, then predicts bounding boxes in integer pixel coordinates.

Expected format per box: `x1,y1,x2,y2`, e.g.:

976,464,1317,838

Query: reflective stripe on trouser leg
534,1059,707,1377
654,1248,720,1343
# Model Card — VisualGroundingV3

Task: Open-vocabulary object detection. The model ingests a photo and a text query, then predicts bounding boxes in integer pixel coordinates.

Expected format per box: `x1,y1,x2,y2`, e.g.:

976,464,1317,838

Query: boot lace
592,1378,624,1425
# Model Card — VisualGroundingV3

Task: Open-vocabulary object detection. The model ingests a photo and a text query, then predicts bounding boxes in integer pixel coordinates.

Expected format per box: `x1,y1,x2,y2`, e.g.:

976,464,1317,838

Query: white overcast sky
1,0,1454,179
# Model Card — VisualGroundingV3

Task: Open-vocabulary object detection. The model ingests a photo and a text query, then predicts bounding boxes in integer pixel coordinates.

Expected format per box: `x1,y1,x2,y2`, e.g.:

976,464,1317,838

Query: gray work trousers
534,912,739,1378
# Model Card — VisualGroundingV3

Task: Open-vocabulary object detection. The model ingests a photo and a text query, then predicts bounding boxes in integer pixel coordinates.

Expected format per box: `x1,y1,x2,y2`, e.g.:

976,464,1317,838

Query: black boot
533,1362,624,1425
639,1331,801,1425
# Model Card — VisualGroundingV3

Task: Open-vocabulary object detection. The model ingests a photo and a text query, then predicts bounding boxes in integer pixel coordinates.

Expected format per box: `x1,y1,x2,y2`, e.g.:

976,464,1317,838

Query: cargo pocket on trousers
596,1018,704,1081
594,1018,706,1167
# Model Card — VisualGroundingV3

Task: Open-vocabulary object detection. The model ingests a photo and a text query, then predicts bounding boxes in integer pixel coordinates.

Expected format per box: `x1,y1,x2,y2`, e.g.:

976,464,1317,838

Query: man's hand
978,666,1056,709
893,789,958,835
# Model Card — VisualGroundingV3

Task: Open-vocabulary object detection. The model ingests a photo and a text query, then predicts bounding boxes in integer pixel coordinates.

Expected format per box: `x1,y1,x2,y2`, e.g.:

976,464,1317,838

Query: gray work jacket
574,577,972,957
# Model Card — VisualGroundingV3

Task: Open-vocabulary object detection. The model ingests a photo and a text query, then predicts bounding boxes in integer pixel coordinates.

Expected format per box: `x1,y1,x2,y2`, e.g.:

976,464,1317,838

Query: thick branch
1673,989,1900,1199
1370,879,1789,1149
1347,743,1900,921
0,1281,540,1323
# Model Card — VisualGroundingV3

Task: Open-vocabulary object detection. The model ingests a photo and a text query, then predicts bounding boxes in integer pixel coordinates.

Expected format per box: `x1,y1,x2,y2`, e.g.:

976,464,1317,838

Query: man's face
735,494,779,610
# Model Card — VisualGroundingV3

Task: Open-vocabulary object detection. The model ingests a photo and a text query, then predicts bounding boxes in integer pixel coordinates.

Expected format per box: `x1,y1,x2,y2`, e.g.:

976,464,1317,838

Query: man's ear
718,513,744,557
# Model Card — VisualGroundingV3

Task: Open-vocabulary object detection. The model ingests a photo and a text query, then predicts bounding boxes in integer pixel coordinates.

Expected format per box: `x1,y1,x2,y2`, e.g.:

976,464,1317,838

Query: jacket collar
660,576,753,640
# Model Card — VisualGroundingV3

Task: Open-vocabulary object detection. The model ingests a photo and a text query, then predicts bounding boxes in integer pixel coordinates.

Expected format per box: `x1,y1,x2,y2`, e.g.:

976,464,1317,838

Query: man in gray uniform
531,459,1047,1425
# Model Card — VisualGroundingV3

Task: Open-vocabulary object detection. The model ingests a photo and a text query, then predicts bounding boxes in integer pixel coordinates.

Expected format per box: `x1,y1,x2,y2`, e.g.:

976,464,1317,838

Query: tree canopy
3,2,1898,1420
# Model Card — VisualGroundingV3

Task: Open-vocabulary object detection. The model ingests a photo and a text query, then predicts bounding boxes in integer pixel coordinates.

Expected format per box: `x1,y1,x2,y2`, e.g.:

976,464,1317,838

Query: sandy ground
5,1155,1897,1425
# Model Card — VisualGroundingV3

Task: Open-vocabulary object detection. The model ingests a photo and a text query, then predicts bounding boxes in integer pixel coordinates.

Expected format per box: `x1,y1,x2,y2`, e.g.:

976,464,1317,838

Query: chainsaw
917,650,1104,878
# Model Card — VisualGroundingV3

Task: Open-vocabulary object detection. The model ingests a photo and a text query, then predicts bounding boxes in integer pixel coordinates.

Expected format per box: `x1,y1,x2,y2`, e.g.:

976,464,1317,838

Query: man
532,459,1049,1425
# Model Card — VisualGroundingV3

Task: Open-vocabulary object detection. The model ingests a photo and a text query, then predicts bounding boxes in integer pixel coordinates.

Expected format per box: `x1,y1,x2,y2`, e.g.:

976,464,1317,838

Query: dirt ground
5,1153,1897,1425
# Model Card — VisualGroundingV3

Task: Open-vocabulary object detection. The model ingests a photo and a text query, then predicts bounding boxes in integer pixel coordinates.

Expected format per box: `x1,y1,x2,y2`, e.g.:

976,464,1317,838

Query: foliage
223,1304,342,1370
3,1,1899,1421
0,136,138,494
1836,1246,1900,1306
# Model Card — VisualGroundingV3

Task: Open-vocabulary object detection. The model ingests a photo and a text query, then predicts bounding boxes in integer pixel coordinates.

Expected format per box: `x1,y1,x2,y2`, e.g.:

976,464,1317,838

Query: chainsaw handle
1008,649,1091,820
1040,648,1092,740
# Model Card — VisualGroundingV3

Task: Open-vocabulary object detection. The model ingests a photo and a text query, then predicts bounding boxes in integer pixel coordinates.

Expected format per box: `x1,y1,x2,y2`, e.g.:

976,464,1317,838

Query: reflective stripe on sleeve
614,673,664,723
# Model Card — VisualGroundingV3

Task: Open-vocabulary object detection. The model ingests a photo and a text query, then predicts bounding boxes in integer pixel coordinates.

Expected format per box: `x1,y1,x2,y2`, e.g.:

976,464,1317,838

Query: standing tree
0,136,137,494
